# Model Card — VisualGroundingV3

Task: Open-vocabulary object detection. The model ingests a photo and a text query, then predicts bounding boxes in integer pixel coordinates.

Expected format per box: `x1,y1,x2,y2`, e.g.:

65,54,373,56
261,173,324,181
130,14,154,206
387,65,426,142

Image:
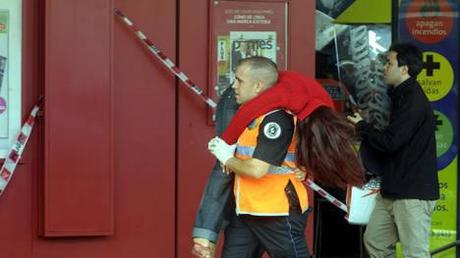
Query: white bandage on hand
208,136,236,165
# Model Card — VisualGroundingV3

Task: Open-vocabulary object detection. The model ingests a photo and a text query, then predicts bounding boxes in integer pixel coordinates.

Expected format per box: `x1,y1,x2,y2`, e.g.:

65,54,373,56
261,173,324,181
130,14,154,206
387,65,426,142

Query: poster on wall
210,0,287,108
229,31,277,75
215,30,278,93
0,0,21,159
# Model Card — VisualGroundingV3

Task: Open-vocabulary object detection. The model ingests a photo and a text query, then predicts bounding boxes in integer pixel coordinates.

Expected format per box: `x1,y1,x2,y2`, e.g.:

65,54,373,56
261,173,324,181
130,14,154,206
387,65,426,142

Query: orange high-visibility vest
234,112,308,216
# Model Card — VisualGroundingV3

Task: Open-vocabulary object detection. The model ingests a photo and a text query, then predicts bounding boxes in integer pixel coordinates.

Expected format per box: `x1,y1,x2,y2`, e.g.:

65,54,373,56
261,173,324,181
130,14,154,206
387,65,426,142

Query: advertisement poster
215,31,278,95
210,1,287,101
229,31,277,75
0,11,8,139
399,0,458,257
0,0,21,159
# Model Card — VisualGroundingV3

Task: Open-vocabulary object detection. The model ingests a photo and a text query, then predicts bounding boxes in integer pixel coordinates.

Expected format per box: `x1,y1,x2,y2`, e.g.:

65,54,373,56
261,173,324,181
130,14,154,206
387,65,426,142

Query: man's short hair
389,42,423,77
238,56,279,87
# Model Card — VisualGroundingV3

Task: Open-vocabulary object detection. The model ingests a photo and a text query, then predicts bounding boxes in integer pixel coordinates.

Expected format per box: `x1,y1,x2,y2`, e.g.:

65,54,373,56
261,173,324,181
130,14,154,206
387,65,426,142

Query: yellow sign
418,52,454,102
335,0,391,24
430,157,457,258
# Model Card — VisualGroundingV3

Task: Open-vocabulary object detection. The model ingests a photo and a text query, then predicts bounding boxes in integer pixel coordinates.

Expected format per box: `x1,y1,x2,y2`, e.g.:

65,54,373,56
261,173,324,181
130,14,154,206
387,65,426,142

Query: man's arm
225,157,270,179
348,94,426,153
210,110,294,179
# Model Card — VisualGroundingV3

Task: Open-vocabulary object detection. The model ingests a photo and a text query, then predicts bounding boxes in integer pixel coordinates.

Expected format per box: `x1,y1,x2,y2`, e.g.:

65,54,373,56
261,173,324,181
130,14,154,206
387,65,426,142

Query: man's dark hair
389,42,423,77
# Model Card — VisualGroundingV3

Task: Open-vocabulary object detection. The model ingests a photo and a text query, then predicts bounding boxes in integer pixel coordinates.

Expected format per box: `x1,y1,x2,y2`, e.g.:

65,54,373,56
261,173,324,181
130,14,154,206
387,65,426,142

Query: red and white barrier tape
305,178,348,212
0,104,40,196
114,9,217,109
114,8,349,214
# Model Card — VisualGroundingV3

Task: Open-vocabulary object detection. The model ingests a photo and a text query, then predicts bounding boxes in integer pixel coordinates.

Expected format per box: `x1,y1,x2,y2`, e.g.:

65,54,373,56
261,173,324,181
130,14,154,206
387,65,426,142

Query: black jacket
357,77,439,200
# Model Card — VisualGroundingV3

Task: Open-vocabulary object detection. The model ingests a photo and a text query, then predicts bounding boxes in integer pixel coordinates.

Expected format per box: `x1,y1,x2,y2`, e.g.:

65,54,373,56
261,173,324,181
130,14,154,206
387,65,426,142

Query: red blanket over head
221,71,333,144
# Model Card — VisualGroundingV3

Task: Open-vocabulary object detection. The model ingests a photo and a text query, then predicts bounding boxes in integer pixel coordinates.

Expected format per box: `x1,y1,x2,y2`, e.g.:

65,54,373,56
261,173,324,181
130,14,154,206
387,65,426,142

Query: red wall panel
177,0,215,256
110,0,177,257
43,0,113,236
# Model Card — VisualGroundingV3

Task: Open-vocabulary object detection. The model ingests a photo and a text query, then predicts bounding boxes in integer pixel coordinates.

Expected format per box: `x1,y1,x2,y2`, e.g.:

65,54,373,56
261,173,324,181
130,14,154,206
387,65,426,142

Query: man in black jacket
348,42,439,258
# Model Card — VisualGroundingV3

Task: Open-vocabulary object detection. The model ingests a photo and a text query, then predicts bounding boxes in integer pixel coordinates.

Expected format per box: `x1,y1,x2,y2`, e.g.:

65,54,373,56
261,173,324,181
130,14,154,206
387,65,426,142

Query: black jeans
222,182,311,258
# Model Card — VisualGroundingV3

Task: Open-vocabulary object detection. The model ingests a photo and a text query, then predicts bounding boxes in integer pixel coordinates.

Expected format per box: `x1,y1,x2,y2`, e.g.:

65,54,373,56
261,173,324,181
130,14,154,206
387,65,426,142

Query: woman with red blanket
220,70,363,189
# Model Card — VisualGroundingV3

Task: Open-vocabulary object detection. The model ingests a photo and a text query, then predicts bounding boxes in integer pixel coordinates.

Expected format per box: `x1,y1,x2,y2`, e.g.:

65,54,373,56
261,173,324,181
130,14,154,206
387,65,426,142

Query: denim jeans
192,86,239,242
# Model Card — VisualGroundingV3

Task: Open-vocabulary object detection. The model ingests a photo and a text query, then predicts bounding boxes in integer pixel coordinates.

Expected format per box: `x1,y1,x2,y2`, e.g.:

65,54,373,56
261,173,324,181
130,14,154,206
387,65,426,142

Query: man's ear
254,81,265,93
400,65,409,76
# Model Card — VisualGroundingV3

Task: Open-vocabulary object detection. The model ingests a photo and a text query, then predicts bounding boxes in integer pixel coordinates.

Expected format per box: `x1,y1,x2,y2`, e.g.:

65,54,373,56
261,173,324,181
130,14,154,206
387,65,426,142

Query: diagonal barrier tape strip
0,104,40,196
114,8,349,214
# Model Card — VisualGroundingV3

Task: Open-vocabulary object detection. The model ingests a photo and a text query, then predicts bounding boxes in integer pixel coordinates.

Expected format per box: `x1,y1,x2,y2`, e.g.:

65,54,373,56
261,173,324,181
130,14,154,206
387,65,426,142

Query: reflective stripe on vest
234,112,308,216
236,146,296,174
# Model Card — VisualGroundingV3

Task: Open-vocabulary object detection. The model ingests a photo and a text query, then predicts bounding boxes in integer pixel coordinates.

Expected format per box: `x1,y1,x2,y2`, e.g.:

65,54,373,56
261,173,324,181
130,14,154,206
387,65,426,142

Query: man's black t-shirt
252,110,295,166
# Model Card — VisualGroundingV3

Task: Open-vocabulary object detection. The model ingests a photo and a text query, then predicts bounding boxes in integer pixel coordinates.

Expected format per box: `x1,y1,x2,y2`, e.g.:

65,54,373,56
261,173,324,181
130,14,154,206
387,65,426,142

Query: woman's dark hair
389,42,423,77
296,106,365,189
